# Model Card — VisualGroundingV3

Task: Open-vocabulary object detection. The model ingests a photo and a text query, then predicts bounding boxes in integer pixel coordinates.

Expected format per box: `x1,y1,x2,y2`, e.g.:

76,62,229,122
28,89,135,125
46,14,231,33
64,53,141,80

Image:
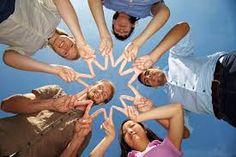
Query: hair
55,28,69,36
119,119,163,157
137,72,152,87
50,28,80,60
137,68,166,87
112,12,139,41
87,80,115,105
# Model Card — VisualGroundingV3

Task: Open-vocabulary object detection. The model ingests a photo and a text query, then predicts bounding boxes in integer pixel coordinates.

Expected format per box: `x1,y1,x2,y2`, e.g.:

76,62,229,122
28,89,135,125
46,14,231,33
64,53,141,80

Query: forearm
3,51,56,74
149,22,190,61
155,119,190,139
133,4,170,47
1,95,53,114
136,104,182,123
89,136,114,157
61,136,85,157
53,0,86,45
88,0,110,38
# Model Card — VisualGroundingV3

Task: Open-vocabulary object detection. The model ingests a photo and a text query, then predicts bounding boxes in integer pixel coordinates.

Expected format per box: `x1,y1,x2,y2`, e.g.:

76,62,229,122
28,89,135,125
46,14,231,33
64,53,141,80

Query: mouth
59,41,65,48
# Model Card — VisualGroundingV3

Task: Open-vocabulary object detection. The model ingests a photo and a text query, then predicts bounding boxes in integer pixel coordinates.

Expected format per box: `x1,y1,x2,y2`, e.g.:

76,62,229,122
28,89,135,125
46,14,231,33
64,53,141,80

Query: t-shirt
128,138,183,157
0,85,91,157
103,0,161,18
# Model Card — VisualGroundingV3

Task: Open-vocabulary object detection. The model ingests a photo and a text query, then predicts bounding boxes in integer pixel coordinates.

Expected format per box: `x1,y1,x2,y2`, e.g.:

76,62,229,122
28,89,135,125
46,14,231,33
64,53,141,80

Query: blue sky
0,0,236,156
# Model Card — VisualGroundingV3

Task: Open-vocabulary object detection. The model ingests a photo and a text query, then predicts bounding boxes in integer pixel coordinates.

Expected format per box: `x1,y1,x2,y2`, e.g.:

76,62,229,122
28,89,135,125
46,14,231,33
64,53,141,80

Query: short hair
50,28,80,61
112,12,139,41
137,72,152,87
88,80,115,105
119,119,163,157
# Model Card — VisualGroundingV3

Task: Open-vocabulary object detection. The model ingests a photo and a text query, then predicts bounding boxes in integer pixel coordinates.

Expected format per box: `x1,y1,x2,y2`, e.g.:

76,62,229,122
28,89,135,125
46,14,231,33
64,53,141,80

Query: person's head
87,80,115,105
112,12,139,41
119,120,162,157
49,28,80,60
138,67,167,88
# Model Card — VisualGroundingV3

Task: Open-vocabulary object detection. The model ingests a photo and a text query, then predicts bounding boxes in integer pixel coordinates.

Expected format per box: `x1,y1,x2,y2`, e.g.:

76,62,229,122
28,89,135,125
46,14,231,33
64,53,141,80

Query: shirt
166,32,227,115
128,138,182,157
0,85,91,157
0,0,61,56
103,0,161,18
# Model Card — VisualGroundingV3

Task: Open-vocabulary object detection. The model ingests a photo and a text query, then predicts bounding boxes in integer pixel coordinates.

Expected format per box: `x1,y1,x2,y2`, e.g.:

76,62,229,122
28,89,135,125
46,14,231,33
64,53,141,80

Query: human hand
111,105,139,122
74,103,106,138
51,96,94,113
134,96,154,113
77,43,96,60
123,42,140,62
101,108,115,140
52,64,77,82
133,55,154,71
100,37,113,56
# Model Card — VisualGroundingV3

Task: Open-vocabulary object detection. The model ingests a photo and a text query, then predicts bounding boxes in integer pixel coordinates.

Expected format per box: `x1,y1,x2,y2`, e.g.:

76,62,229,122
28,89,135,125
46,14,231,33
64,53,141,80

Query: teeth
60,41,64,48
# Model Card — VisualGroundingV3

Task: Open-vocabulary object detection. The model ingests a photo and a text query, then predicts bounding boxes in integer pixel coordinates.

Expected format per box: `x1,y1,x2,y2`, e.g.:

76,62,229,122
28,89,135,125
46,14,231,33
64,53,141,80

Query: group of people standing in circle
0,0,235,157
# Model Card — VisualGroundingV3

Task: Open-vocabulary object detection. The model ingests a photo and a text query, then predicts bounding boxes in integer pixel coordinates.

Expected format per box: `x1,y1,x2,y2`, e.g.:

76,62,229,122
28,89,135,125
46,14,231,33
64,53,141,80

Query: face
52,35,79,60
87,81,113,104
140,69,167,87
113,13,134,37
122,120,149,150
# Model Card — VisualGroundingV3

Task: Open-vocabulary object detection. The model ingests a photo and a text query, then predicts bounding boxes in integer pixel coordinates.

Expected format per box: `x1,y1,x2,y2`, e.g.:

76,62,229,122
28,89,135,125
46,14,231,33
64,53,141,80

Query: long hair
119,119,163,157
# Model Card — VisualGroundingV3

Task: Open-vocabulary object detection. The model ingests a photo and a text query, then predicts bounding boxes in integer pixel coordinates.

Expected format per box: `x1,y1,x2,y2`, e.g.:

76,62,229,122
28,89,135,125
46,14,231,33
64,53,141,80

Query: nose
127,128,135,134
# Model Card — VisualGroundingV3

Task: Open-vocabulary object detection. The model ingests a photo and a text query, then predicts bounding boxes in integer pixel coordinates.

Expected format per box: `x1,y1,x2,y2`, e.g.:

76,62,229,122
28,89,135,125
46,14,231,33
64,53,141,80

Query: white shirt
166,32,227,115
0,0,61,56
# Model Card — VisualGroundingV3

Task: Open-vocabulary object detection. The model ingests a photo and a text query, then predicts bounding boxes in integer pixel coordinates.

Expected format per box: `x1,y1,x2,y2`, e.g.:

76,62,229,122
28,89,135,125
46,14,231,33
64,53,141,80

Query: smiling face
138,68,167,87
121,120,149,150
87,80,115,104
51,35,80,60
112,12,135,39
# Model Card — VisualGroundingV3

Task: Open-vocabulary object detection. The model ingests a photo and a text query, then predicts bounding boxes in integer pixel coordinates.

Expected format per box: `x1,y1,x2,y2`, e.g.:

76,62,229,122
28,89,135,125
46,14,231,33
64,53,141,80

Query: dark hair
112,12,139,41
137,72,152,87
119,119,163,157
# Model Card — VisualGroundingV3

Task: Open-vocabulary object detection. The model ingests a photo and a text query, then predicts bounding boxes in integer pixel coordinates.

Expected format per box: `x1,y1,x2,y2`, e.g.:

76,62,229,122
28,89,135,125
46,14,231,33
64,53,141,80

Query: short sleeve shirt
128,138,183,157
0,85,90,157
103,0,161,18
0,0,61,56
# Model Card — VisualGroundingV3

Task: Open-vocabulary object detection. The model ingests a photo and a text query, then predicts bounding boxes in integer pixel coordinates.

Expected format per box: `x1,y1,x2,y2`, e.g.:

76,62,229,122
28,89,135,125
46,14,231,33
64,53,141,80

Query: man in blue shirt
133,22,236,128
88,0,169,60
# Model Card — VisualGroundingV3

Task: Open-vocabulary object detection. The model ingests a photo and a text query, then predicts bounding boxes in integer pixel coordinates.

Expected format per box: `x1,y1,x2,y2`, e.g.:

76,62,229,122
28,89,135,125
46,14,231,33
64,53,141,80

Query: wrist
105,135,115,141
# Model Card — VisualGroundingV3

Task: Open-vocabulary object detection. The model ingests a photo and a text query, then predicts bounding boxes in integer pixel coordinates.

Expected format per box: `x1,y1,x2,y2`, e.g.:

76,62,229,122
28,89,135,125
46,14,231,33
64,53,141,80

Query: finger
84,102,93,116
112,106,127,116
109,107,113,122
91,108,107,119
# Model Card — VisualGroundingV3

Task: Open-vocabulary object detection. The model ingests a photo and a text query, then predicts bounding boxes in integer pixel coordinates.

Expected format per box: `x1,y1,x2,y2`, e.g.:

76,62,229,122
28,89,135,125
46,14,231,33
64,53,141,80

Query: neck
135,139,149,152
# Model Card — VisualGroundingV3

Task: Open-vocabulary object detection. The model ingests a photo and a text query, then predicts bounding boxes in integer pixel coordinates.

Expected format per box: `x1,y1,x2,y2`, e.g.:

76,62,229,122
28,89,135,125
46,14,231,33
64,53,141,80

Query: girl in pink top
119,103,184,157
89,103,185,157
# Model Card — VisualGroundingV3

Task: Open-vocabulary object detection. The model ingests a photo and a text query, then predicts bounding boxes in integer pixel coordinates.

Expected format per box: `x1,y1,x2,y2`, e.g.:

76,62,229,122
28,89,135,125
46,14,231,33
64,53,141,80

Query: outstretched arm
90,108,115,157
0,93,81,114
134,22,190,70
53,0,86,46
123,3,170,61
133,104,184,150
61,103,105,157
3,50,78,82
88,0,112,56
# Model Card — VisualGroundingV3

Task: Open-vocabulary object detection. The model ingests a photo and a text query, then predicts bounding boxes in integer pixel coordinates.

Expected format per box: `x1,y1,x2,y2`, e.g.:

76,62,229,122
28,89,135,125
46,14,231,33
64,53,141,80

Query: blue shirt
166,32,227,115
103,0,161,18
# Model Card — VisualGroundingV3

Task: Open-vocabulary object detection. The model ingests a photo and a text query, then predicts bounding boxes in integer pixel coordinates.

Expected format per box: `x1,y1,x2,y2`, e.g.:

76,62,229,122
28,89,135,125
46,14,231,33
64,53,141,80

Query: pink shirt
128,138,183,157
